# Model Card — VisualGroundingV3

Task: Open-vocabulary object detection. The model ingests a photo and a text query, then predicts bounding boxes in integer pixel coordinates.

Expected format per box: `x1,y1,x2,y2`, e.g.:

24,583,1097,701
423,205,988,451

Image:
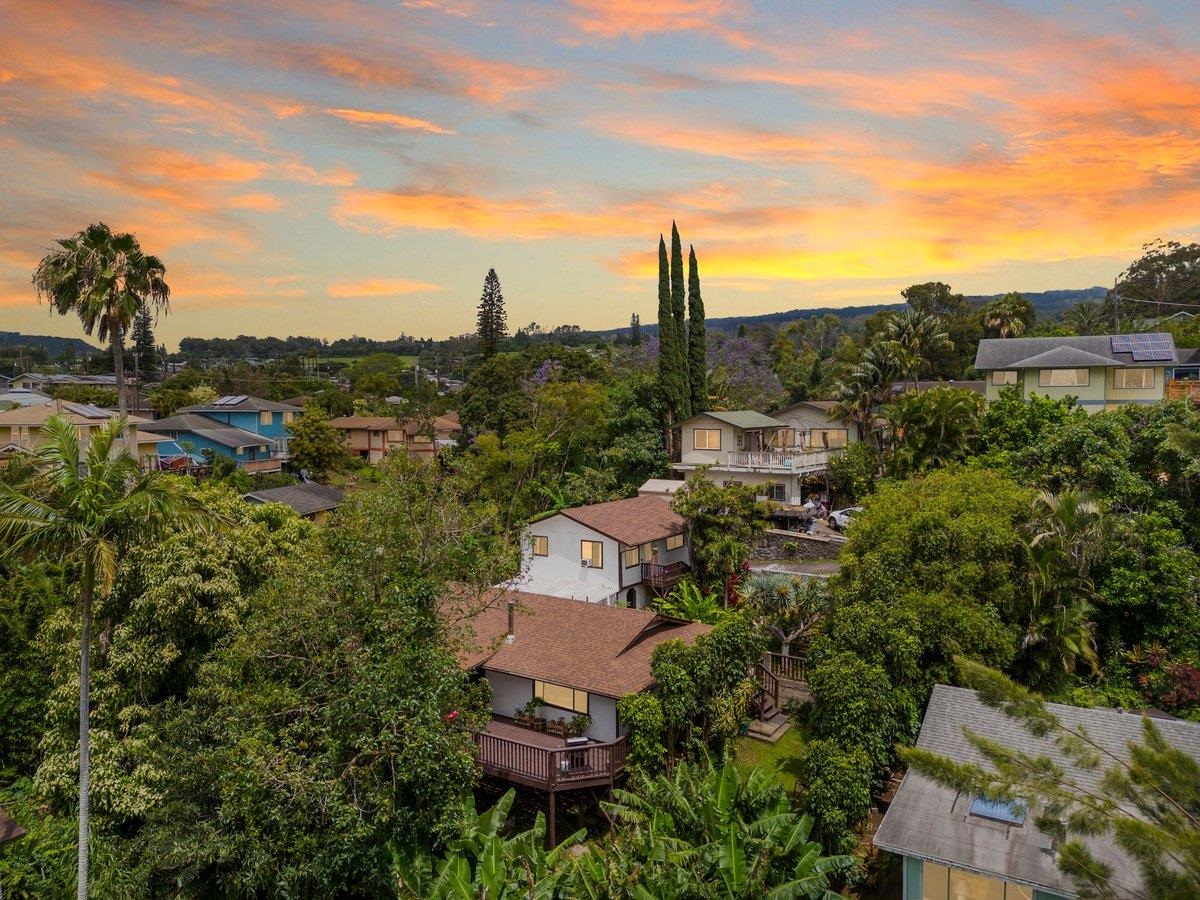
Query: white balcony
725,449,840,473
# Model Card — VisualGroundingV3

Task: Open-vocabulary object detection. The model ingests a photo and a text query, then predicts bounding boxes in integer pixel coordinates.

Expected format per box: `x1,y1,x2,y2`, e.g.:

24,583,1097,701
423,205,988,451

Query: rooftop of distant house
553,494,686,547
975,333,1198,370
180,395,302,414
0,399,157,429
138,413,272,450
448,588,709,698
329,414,462,433
874,684,1200,898
244,482,345,516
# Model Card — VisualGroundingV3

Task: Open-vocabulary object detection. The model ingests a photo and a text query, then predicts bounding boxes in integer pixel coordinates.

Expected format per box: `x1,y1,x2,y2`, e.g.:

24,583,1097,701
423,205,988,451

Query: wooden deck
641,560,689,592
473,719,626,792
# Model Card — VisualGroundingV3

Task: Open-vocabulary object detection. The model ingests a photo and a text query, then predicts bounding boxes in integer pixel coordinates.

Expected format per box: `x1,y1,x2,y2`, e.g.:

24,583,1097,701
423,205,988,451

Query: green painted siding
904,855,923,900
982,366,1168,413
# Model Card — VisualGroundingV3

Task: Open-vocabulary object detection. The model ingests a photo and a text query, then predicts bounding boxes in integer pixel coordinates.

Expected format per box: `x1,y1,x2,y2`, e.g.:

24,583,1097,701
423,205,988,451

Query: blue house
140,395,302,469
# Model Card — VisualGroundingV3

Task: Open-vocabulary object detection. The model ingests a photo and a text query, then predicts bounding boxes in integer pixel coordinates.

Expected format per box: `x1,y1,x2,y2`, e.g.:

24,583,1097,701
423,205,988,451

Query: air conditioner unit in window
580,559,591,568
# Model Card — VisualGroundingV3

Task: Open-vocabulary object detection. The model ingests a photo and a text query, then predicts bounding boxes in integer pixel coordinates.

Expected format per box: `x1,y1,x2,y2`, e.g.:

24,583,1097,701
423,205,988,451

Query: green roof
693,410,784,429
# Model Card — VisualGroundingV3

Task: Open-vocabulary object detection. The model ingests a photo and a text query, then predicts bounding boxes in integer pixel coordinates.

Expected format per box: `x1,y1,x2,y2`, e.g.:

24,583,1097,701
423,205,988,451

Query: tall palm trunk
110,328,127,416
77,565,93,900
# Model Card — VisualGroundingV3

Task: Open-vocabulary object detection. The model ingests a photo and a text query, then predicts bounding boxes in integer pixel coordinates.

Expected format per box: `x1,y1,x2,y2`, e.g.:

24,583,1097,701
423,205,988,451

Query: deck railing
641,560,690,590
766,651,807,682
473,732,627,790
753,661,781,719
725,449,840,471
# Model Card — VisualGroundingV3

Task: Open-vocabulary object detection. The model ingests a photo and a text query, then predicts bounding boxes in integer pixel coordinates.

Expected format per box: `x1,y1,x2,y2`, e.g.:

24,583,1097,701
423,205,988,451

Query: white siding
488,671,533,720
483,669,619,742
523,515,619,586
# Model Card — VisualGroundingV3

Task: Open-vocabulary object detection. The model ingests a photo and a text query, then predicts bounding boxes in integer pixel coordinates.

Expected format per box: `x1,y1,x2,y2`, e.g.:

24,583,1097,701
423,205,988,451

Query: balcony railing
473,724,627,791
725,448,840,472
641,560,690,591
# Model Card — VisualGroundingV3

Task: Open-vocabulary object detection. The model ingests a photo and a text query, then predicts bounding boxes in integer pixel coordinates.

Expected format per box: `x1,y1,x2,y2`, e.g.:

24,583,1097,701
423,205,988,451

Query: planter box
545,719,568,737
514,714,535,728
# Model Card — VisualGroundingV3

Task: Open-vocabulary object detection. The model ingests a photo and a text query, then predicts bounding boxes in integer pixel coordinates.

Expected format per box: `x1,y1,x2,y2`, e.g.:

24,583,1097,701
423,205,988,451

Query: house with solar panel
975,333,1198,412
138,395,301,472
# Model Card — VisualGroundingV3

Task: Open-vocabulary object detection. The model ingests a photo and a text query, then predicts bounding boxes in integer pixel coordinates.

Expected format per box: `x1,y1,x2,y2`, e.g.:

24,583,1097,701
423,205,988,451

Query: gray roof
244,483,344,516
0,388,53,407
139,413,270,450
1175,348,1200,366
691,410,785,429
874,684,1200,898
182,395,301,414
975,334,1180,370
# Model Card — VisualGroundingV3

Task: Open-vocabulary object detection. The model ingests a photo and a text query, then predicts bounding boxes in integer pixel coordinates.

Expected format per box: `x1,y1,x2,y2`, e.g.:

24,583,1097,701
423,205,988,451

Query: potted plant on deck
567,713,592,739
545,716,569,737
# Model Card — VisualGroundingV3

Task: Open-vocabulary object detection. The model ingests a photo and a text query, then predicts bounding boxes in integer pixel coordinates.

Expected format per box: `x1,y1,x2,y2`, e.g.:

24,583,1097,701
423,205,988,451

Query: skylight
969,796,1026,826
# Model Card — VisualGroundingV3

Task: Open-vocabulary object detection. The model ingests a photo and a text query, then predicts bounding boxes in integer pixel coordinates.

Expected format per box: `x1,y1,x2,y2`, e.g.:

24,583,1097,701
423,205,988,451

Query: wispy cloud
323,107,457,135
327,277,445,296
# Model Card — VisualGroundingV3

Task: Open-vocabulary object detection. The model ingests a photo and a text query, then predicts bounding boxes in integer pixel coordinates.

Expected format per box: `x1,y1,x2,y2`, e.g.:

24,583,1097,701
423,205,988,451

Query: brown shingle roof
453,589,709,698
558,495,685,547
328,416,398,431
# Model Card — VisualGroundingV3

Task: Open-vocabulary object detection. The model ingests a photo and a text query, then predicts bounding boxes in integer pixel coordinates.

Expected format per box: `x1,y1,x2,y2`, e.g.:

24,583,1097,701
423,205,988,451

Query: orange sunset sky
2,0,1199,347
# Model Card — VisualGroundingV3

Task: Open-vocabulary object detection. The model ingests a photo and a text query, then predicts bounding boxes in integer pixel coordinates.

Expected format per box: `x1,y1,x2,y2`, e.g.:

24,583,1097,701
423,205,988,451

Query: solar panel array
213,395,249,406
1110,333,1175,362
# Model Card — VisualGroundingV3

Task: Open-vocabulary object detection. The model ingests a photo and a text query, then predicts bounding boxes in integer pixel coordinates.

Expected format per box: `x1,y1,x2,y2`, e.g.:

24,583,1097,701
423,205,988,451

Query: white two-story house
670,410,842,509
507,495,691,609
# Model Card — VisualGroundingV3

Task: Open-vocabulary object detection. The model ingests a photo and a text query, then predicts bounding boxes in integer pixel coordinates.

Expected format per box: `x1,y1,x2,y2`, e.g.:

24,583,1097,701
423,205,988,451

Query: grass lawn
323,354,418,367
732,723,808,794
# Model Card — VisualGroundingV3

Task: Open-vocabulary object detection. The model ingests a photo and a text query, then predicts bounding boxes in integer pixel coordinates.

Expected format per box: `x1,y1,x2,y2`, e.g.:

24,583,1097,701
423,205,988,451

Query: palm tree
981,295,1030,339
1063,301,1109,336
0,416,216,898
32,223,170,416
882,309,952,389
1016,490,1107,688
880,387,984,476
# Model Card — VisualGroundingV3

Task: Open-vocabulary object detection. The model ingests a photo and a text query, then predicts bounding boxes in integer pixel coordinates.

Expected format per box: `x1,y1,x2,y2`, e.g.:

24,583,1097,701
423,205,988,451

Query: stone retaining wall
752,529,843,561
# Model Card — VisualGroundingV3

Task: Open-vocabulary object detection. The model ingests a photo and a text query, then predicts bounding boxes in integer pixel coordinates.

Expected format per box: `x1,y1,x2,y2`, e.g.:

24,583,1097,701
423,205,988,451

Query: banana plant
392,789,584,899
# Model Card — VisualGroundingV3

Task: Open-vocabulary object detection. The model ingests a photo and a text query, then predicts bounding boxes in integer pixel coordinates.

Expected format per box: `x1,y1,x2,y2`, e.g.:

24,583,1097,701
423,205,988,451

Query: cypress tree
132,307,158,378
657,235,677,416
687,245,707,413
476,268,507,359
630,313,641,346
670,221,691,418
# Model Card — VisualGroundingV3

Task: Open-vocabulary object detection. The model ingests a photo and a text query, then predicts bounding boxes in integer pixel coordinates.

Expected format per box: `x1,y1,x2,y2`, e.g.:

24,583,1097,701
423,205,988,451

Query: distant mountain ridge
606,287,1110,337
0,331,99,356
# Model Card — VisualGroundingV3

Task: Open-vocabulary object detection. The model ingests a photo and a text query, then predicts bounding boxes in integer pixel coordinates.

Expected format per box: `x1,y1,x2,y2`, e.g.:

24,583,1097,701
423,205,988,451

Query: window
581,540,603,568
531,535,549,557
666,533,685,551
990,370,1018,386
283,412,294,424
764,482,787,501
622,546,640,568
693,428,721,450
810,428,848,449
922,860,1032,900
771,428,799,449
534,680,588,713
1115,367,1153,389
1038,368,1089,387
259,410,272,426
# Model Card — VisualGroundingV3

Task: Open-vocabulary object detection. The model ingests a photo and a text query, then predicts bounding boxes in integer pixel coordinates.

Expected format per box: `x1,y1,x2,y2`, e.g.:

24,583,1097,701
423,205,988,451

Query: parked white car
828,506,862,531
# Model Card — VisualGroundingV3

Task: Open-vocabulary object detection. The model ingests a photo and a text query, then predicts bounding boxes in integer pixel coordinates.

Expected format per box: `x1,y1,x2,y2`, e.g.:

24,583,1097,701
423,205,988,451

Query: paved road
750,559,841,576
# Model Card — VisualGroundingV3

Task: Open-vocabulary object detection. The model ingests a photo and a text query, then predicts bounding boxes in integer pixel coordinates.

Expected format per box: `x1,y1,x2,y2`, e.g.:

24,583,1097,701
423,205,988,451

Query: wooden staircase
745,653,811,744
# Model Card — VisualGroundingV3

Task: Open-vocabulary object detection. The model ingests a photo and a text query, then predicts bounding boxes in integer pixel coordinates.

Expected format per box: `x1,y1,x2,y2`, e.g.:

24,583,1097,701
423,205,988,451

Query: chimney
505,598,516,644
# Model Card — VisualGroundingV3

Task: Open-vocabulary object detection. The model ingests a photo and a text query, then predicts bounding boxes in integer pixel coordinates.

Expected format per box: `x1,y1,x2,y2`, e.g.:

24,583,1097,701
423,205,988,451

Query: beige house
671,410,840,507
329,414,461,464
771,400,862,450
0,400,166,466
